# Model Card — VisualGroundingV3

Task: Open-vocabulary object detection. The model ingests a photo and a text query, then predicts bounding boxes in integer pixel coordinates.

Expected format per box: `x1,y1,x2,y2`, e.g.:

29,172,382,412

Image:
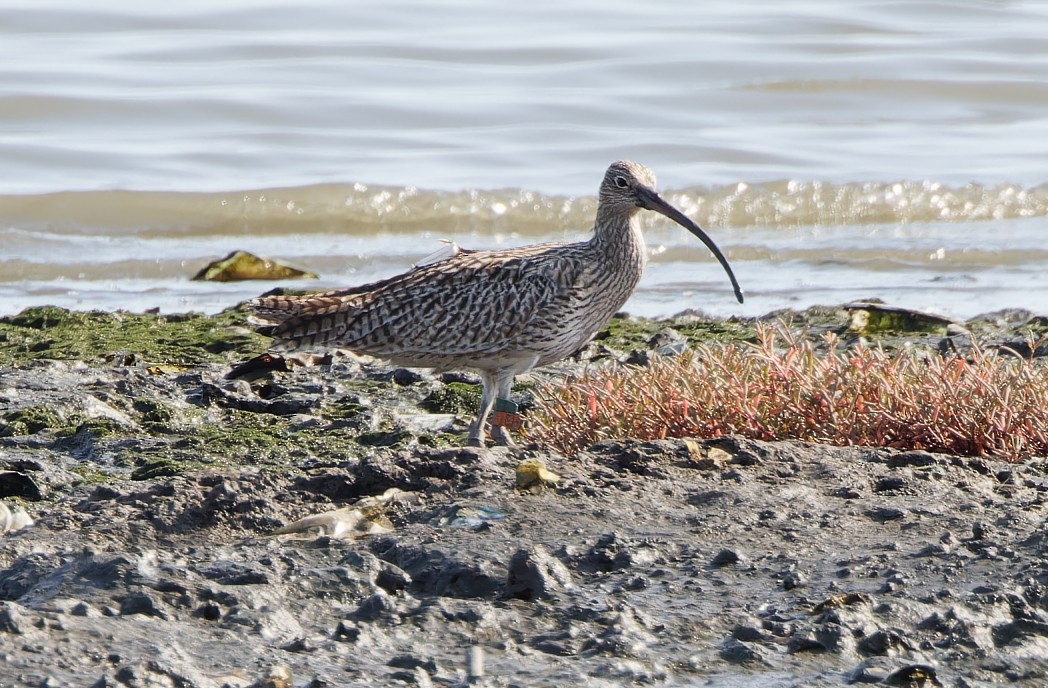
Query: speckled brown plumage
249,161,743,446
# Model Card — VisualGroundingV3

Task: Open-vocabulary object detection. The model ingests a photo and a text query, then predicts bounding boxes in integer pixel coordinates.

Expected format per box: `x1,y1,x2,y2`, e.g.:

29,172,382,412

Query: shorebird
247,161,744,446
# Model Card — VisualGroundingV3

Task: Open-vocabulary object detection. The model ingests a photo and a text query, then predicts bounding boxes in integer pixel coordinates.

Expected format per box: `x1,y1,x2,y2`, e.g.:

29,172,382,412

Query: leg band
491,398,523,430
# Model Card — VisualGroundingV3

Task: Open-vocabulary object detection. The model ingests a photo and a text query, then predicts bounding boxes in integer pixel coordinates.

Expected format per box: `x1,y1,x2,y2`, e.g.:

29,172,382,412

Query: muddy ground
1,303,1047,687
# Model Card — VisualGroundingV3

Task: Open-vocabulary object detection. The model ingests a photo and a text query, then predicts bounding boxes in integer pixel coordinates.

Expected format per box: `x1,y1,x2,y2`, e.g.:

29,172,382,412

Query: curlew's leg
489,371,518,447
467,372,498,447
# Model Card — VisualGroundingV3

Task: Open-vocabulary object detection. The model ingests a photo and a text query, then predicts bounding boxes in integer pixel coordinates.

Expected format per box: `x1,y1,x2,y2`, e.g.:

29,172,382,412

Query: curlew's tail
248,293,321,327
248,290,369,352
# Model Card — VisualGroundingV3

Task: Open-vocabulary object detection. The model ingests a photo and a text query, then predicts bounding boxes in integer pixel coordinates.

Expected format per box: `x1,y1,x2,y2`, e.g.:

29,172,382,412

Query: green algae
0,305,266,367
420,382,482,415
1,404,65,436
357,425,413,448
594,312,757,352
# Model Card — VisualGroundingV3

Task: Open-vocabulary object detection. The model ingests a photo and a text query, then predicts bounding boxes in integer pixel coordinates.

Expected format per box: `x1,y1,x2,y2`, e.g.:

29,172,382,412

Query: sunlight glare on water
1,0,1047,318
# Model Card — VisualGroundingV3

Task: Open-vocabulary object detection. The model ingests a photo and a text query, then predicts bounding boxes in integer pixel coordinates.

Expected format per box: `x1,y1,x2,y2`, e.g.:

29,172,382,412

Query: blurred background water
2,0,1047,319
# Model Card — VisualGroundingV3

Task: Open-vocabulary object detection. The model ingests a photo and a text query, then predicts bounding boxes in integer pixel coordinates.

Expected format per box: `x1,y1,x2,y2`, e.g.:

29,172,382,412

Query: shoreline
1,303,1047,685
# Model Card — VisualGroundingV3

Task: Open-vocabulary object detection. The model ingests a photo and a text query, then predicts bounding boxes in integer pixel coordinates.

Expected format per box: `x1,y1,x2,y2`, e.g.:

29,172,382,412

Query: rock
254,664,293,688
718,637,764,665
845,302,956,335
0,471,43,500
195,561,270,585
506,545,574,599
0,600,33,634
711,548,742,567
118,592,167,619
866,506,906,522
191,251,317,282
349,590,399,621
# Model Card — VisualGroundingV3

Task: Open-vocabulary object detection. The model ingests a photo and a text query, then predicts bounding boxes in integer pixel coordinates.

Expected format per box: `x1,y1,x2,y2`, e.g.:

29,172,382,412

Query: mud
1,303,1047,687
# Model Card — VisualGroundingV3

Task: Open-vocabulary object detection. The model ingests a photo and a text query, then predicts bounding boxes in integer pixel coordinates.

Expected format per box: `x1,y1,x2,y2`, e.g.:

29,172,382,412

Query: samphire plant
526,324,1048,462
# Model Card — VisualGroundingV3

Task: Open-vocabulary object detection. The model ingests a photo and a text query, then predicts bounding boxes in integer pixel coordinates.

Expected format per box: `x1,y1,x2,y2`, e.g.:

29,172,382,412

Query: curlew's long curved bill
636,186,745,303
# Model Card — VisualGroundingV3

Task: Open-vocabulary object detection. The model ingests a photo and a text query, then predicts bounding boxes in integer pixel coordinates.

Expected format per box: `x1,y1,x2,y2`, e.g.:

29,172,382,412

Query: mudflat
1,304,1046,686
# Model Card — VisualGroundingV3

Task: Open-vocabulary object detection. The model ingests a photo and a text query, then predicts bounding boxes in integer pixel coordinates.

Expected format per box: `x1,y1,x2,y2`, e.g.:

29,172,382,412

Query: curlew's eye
614,176,629,189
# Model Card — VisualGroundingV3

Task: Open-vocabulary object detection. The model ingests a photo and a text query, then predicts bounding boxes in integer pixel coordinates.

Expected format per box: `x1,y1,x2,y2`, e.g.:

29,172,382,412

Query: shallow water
2,1,1047,320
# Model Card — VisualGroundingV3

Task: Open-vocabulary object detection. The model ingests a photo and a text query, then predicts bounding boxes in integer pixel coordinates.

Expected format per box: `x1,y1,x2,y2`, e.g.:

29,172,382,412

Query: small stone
786,632,826,654
711,548,741,567
507,545,574,599
858,629,907,656
731,624,766,642
834,486,862,499
0,472,43,501
119,592,166,619
623,349,651,366
515,458,560,492
349,590,398,621
256,664,293,688
782,571,806,590
0,601,33,634
392,368,424,386
865,506,905,522
70,601,99,618
874,476,907,493
387,654,439,674
719,638,761,664
847,657,893,683
333,620,360,642
883,664,942,686
281,637,317,653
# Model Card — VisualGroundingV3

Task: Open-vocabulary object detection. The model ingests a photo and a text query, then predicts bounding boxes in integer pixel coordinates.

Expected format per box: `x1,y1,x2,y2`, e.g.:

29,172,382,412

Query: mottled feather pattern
249,241,591,364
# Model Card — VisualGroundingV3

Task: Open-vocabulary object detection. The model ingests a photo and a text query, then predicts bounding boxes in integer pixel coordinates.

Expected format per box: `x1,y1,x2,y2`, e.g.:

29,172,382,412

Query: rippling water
2,1,1047,320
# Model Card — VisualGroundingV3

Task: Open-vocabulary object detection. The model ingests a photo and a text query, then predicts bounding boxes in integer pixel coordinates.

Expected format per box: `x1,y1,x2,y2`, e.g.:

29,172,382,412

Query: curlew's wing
250,242,584,358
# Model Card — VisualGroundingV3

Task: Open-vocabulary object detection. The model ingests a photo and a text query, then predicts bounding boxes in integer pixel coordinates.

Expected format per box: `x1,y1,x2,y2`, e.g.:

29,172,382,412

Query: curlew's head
599,161,744,303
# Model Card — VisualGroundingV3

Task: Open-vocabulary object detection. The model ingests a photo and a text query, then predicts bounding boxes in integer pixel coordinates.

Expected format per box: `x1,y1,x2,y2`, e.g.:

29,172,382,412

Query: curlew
245,161,744,446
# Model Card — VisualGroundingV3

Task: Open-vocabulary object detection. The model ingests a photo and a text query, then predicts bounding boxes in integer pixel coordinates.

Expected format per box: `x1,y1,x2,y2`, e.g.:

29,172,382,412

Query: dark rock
506,545,574,600
847,657,893,683
0,553,56,600
578,532,652,572
439,371,480,385
858,629,909,655
993,618,1048,646
731,624,767,642
193,602,222,621
333,619,361,642
387,654,439,673
874,476,907,493
391,368,425,386
0,471,43,500
282,637,317,653
718,637,762,664
349,591,399,621
782,570,806,590
195,561,270,586
295,471,358,500
623,348,651,366
786,632,827,654
866,506,906,522
376,542,503,599
883,664,943,686
375,565,412,595
834,486,862,499
118,592,166,619
887,451,939,468
0,600,33,634
711,548,741,567
76,554,136,589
